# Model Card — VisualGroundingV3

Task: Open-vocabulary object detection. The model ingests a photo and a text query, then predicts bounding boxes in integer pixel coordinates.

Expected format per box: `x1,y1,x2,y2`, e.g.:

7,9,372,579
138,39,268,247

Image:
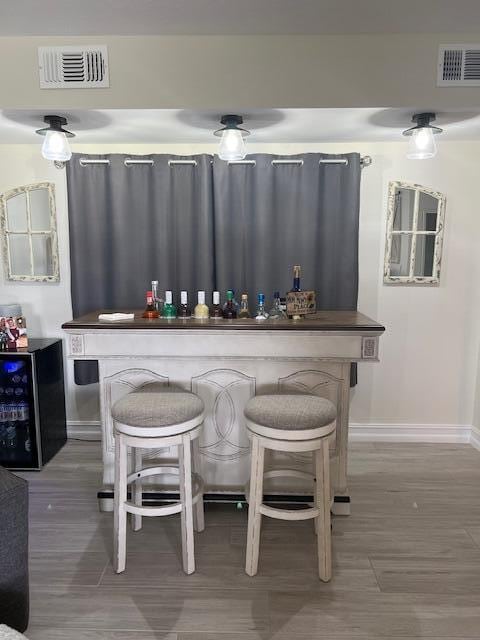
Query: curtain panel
66,154,215,384
66,152,361,385
213,153,361,309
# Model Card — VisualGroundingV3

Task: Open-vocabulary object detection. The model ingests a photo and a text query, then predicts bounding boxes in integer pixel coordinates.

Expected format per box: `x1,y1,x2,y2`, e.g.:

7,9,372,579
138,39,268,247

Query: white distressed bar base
63,312,384,514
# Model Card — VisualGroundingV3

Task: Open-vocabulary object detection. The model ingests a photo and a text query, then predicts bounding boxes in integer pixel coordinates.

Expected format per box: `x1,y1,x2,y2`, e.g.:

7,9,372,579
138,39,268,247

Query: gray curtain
66,152,361,385
66,153,215,384
212,153,361,309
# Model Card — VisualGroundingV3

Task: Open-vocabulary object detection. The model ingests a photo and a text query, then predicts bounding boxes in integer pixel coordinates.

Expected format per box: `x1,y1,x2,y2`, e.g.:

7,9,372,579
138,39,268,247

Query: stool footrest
126,501,183,517
259,503,319,521
127,465,181,484
127,466,204,496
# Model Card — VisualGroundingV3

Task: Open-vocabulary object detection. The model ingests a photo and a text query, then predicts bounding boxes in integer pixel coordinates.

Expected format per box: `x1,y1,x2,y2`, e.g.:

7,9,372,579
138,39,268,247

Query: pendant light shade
403,113,442,160
36,115,75,162
214,115,250,161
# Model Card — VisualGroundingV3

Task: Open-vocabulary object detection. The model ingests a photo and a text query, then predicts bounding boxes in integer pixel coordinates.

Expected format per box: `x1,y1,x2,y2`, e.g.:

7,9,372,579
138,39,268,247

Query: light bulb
41,130,72,162
407,127,436,160
218,128,246,161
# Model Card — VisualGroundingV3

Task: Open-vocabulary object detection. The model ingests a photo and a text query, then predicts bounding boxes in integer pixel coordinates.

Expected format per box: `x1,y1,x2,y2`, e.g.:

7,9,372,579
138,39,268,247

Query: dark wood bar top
63,310,385,333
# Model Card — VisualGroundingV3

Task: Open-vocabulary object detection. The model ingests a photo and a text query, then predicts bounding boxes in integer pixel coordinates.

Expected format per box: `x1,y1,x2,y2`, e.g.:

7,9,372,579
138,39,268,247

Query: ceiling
3,0,480,36
1,109,480,144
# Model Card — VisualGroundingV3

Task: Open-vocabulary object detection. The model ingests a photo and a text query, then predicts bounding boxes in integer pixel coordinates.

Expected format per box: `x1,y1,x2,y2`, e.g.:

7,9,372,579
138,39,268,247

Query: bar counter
63,310,384,513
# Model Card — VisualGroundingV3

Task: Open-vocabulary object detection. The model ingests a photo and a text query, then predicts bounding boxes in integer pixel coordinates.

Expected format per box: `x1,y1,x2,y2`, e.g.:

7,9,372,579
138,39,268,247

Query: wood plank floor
18,440,480,639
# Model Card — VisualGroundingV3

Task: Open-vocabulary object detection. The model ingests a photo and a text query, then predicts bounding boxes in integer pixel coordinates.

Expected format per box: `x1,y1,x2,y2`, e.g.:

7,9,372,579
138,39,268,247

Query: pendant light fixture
403,113,442,160
214,115,250,161
36,115,75,163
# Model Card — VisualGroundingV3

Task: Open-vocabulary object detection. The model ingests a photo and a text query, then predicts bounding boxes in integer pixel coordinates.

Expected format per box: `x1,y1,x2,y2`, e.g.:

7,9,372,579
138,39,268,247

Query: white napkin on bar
98,313,135,322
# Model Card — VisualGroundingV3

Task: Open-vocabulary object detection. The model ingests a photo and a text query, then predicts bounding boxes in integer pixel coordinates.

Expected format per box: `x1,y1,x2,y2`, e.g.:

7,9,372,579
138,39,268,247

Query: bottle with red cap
142,290,159,319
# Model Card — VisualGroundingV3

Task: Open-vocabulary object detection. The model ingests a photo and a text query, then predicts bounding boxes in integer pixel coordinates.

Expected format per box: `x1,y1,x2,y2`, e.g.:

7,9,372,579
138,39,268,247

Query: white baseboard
349,423,472,444
66,420,480,449
67,420,101,439
470,426,480,451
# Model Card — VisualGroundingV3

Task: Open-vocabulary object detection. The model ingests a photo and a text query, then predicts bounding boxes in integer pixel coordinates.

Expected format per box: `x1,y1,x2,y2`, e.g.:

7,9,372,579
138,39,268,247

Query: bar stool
111,383,205,575
244,394,337,582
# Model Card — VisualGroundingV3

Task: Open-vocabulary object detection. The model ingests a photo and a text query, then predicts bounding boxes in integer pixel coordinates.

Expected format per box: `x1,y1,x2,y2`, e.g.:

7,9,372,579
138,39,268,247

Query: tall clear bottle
255,293,269,320
268,291,287,319
151,280,164,314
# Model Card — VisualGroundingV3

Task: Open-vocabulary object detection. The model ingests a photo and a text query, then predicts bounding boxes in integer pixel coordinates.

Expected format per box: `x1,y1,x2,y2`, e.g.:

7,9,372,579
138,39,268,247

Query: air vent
438,44,480,86
38,45,109,89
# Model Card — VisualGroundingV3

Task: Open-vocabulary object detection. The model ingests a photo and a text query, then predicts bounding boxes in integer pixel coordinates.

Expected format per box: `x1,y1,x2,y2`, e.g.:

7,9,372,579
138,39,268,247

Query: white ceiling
2,0,480,36
1,109,480,144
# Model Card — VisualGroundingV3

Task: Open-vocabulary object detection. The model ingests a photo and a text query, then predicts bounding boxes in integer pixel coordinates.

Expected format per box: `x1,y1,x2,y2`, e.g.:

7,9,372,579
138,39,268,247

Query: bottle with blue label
255,293,269,320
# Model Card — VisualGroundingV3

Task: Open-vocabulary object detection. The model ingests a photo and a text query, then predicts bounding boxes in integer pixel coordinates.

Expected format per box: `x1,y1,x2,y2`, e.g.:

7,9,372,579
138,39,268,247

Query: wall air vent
38,45,109,89
438,45,480,86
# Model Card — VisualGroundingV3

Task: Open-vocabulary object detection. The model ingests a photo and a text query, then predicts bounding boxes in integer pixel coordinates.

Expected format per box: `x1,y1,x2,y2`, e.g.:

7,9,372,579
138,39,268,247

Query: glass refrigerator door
0,355,39,468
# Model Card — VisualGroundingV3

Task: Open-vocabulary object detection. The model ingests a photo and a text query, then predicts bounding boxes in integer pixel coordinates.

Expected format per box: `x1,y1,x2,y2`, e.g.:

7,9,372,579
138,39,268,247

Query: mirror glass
32,234,54,276
6,192,28,231
9,234,31,275
392,187,415,231
29,188,51,231
385,182,445,284
389,234,412,277
417,192,438,231
414,235,436,277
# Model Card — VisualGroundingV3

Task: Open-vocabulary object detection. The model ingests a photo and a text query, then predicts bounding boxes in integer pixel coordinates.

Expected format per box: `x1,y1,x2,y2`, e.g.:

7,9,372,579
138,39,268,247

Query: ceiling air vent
438,44,480,86
38,45,109,89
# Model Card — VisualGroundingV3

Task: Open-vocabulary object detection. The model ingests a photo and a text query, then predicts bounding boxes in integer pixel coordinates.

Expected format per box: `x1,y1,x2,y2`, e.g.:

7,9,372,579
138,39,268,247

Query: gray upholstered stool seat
112,383,205,436
244,394,337,441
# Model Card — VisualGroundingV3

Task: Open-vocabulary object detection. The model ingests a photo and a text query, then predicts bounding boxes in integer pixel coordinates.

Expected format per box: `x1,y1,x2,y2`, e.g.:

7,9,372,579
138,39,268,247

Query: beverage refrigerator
0,338,67,470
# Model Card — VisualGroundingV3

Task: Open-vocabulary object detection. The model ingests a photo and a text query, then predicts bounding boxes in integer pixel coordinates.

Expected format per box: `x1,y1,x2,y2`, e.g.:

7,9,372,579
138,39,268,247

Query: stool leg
314,441,332,582
179,434,195,574
113,432,128,574
192,436,205,533
312,453,318,535
245,437,265,577
131,447,143,532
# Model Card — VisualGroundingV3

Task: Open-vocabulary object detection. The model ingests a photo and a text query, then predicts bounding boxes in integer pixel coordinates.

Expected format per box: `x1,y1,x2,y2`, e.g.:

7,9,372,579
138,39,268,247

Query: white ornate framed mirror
384,181,446,285
0,182,60,282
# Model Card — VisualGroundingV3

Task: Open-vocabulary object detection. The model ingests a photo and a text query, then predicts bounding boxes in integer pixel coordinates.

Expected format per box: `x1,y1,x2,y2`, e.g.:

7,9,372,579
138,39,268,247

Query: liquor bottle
268,291,287,319
210,291,223,319
151,280,164,314
194,291,209,319
255,293,269,320
178,291,192,318
291,265,301,291
238,293,251,318
162,291,177,319
288,265,302,320
231,290,240,314
223,290,237,319
142,291,159,319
